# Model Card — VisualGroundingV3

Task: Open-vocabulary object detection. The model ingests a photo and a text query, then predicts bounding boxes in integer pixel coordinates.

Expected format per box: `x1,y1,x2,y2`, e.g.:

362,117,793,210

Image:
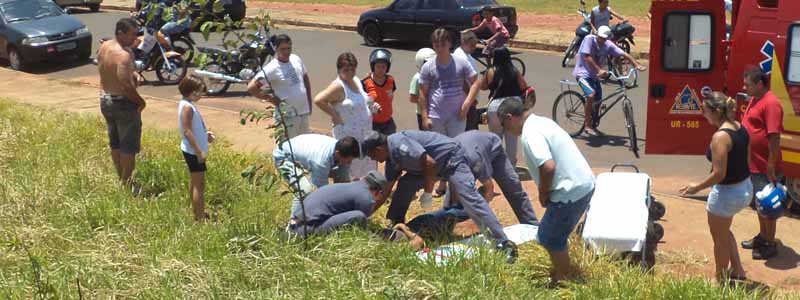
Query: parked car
54,0,102,12
0,0,92,70
357,0,518,47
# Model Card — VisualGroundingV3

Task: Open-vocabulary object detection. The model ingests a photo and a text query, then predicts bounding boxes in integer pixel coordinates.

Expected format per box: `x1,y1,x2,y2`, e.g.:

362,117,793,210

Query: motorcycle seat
198,47,239,57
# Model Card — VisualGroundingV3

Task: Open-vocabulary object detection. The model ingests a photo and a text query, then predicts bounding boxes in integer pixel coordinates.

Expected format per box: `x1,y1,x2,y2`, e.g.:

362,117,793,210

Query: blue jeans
537,189,593,252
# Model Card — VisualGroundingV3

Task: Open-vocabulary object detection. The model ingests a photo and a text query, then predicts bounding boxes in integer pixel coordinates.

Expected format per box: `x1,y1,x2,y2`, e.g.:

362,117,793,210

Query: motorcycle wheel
155,56,188,85
171,37,195,63
562,37,579,68
617,40,631,54
202,62,232,96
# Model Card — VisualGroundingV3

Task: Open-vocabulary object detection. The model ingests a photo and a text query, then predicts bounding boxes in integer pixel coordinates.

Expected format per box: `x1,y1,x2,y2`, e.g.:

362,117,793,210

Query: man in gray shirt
288,171,388,237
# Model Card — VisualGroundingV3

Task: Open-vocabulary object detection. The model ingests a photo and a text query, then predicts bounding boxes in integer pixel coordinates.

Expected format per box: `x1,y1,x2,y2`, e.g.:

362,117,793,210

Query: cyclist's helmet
415,48,436,71
369,48,392,73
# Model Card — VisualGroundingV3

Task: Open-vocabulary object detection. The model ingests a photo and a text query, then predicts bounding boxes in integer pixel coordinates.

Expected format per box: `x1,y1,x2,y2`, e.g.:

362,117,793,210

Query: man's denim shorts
537,189,593,252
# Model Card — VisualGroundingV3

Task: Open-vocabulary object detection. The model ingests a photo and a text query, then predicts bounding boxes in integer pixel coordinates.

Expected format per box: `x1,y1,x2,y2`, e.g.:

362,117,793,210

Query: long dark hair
489,47,518,98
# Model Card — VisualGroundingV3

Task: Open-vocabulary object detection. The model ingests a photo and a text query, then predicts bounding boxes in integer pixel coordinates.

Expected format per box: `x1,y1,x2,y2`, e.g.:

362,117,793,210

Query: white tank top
178,99,208,155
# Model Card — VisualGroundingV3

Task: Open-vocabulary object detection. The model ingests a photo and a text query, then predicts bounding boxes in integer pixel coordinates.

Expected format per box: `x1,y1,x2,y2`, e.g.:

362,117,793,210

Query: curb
98,4,650,58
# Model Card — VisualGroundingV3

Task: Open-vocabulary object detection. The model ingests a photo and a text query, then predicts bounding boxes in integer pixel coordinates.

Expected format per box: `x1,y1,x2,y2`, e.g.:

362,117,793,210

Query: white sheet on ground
416,224,539,266
581,172,650,254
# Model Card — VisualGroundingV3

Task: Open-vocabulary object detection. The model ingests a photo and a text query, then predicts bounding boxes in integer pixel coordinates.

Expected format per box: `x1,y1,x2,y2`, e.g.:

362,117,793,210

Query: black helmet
480,5,494,13
369,48,392,73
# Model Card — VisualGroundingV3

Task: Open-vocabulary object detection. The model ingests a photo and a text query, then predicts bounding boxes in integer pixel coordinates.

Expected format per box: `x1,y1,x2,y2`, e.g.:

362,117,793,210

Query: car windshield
456,0,497,7
0,0,62,23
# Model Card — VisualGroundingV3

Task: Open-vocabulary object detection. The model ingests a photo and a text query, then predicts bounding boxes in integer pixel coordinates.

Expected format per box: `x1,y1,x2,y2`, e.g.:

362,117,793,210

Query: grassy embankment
0,100,774,298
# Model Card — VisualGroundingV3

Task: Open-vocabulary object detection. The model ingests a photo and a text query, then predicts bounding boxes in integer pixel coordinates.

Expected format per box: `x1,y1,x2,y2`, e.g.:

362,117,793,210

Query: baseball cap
364,170,388,189
597,26,612,39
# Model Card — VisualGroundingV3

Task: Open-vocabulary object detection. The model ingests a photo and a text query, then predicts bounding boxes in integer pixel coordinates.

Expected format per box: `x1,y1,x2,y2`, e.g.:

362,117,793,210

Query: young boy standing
178,75,215,221
362,48,397,135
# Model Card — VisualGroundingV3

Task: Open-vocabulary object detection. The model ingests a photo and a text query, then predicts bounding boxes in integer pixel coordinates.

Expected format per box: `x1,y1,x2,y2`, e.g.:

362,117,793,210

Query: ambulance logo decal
760,41,774,74
669,85,702,115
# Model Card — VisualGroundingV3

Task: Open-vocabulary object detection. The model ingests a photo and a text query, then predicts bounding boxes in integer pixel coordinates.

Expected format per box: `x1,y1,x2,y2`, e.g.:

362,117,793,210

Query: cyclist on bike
573,25,646,137
463,5,510,66
590,0,627,34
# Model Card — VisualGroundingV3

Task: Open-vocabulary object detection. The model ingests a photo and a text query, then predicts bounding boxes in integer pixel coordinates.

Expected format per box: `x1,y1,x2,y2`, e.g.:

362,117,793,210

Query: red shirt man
743,90,783,175
740,66,783,260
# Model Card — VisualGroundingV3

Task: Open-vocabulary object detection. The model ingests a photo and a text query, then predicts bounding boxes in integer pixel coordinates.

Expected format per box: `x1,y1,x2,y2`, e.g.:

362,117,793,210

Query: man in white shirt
248,34,313,138
452,31,482,131
497,98,595,284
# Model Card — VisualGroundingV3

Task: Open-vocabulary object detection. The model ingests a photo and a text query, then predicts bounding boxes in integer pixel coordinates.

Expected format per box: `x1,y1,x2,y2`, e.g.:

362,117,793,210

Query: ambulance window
757,0,778,9
663,14,713,71
788,25,800,83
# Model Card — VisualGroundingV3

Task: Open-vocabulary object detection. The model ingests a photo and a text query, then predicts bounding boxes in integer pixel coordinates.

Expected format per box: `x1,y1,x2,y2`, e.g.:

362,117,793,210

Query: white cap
597,25,612,39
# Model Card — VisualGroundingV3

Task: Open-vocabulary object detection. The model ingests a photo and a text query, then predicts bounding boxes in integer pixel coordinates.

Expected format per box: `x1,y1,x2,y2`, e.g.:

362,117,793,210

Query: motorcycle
192,28,274,96
561,0,636,68
561,0,592,68
95,5,189,85
134,2,197,62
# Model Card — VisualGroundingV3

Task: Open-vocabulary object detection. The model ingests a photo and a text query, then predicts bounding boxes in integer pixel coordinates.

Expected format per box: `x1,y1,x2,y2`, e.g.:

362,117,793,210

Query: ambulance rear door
646,0,727,155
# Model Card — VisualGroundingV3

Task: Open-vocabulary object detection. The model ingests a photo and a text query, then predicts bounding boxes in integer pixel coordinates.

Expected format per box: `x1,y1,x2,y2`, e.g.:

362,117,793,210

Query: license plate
57,42,76,52
499,16,508,23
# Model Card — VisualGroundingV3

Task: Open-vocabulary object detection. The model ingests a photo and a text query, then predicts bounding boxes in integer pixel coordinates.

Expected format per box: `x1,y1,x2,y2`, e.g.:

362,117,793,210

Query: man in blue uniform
362,130,518,263
288,171,388,237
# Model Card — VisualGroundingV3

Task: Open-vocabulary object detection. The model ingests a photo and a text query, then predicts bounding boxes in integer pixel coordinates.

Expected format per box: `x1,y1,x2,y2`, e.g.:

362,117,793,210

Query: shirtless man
97,18,146,186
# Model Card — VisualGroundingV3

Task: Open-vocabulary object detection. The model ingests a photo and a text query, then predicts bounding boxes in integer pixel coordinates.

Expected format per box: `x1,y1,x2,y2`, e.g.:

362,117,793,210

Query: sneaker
752,241,778,260
496,240,518,264
584,128,600,137
741,234,766,250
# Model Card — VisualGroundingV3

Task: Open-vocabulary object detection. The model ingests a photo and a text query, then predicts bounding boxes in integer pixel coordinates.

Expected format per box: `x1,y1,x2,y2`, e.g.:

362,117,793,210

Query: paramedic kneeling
287,171,388,237
497,98,596,284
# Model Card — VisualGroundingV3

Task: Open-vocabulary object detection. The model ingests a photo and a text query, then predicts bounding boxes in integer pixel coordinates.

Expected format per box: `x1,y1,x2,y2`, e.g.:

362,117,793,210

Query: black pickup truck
357,0,518,47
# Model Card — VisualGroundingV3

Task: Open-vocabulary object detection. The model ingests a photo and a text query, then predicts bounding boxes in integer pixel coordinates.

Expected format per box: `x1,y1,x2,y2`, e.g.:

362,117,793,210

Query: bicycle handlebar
607,67,637,83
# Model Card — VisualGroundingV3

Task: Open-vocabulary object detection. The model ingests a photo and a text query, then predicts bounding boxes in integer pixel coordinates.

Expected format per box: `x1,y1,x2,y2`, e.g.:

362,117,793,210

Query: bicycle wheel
562,37,579,68
511,57,526,76
552,90,586,137
622,97,639,158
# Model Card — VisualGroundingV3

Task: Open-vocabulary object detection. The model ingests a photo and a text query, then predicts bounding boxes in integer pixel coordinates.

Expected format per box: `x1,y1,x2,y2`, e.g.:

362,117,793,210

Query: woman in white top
178,75,215,221
315,52,378,178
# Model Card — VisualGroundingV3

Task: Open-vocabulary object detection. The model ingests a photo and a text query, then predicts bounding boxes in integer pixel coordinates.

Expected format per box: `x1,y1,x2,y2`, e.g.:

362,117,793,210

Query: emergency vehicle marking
760,41,774,75
669,84,702,114
770,53,800,164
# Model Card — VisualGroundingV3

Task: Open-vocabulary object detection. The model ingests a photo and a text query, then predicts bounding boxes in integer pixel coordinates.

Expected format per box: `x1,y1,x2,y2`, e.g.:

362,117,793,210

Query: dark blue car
357,0,518,47
0,0,92,71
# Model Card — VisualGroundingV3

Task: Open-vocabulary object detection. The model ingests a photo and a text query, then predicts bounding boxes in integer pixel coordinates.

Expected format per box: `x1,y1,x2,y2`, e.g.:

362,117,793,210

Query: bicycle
471,39,526,76
552,67,640,157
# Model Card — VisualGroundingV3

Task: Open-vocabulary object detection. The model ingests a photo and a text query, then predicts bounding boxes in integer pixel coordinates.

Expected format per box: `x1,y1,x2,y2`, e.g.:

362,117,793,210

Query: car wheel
89,4,101,12
8,47,25,71
78,49,92,62
363,23,382,47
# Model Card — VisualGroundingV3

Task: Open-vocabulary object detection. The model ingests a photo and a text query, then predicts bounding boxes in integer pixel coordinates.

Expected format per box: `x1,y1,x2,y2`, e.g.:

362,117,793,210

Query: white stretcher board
416,224,539,266
581,172,651,254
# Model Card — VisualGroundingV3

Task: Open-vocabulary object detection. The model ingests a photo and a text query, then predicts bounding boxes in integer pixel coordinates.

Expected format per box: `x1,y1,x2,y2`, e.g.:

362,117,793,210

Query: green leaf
212,0,225,13
200,21,213,41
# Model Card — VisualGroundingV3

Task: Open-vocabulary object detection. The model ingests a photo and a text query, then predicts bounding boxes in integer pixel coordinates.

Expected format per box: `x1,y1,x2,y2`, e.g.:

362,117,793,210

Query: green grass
255,0,652,17
0,100,783,299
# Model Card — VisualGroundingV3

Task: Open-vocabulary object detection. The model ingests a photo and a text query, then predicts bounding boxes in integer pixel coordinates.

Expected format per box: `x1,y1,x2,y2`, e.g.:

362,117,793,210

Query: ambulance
646,0,800,195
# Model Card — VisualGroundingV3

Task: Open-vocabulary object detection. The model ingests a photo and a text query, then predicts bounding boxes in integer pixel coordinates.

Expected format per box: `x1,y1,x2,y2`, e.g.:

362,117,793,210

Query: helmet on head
415,48,436,71
369,48,392,72
480,5,494,13
756,183,787,218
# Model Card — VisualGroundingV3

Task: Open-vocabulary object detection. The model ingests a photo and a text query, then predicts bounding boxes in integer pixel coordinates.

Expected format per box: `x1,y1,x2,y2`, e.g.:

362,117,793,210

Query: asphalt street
34,10,708,193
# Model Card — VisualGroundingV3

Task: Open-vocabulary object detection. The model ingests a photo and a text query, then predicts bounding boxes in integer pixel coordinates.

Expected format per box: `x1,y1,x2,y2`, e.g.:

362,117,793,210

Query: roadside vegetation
254,0,652,18
0,100,781,298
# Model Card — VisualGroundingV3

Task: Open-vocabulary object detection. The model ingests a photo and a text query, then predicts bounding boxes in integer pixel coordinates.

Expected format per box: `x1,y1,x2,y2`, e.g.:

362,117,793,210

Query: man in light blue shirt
497,99,595,284
272,134,360,215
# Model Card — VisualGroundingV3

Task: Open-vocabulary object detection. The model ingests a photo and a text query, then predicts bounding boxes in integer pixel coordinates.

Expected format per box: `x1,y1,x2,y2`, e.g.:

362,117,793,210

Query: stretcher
581,164,665,267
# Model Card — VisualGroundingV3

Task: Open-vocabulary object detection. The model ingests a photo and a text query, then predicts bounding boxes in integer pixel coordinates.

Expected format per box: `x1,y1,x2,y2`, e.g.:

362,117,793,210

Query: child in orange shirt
362,48,397,135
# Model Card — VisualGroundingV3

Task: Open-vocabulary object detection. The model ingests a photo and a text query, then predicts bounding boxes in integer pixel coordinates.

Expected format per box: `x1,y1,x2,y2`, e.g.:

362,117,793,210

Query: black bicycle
552,67,640,157
471,39,526,76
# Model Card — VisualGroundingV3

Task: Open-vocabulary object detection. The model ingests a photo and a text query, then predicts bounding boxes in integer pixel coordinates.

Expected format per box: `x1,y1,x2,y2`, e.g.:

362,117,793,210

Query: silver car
54,0,102,12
